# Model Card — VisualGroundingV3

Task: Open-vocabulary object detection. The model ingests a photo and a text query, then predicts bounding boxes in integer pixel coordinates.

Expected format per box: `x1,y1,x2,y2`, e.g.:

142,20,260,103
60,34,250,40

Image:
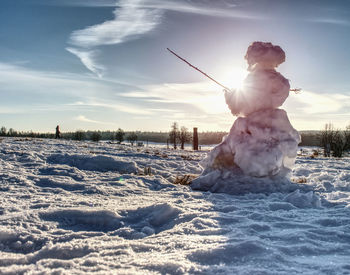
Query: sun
217,66,248,91
183,66,248,115
197,66,247,114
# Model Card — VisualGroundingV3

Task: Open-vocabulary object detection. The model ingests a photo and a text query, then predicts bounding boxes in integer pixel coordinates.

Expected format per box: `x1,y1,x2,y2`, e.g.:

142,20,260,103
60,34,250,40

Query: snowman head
245,42,285,71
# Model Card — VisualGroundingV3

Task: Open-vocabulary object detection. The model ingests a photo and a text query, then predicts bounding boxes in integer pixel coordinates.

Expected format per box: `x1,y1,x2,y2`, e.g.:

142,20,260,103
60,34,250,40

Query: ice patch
47,154,138,173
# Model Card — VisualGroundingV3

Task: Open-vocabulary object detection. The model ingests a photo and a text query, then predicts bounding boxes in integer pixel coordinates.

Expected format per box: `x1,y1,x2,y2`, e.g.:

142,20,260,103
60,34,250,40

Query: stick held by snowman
166,47,301,94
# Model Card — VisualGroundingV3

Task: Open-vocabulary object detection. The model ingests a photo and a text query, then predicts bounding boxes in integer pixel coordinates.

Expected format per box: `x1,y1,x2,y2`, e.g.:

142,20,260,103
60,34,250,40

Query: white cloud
0,62,109,98
288,90,350,114
66,0,262,77
307,18,350,26
48,0,117,7
69,0,162,48
75,115,101,124
123,81,231,114
66,48,104,77
123,81,350,130
138,0,264,20
69,100,153,115
75,115,118,125
0,107,24,114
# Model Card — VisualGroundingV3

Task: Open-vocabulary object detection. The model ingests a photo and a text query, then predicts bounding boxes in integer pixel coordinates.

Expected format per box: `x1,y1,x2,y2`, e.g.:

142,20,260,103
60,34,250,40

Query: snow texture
193,42,300,193
1,138,350,274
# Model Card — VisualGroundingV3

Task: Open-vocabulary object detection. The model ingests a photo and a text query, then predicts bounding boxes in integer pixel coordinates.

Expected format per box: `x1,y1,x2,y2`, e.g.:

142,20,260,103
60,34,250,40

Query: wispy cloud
45,0,117,7
75,115,117,125
69,0,163,48
66,0,262,77
0,107,25,114
123,81,350,130
69,100,153,115
66,48,105,77
0,61,147,114
122,81,230,115
0,62,114,98
75,115,101,124
287,90,350,115
137,0,264,20
307,18,350,26
66,0,163,77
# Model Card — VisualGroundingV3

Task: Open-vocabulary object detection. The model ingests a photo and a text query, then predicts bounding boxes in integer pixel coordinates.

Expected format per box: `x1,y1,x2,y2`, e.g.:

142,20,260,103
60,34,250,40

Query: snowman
191,42,300,193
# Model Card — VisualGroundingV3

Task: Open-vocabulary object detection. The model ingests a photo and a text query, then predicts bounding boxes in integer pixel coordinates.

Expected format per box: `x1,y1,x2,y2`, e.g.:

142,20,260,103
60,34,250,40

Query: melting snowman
191,42,301,194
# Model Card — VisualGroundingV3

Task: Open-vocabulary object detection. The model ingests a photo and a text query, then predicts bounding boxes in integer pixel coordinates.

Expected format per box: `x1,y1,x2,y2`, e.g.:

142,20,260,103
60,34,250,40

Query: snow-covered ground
0,138,350,274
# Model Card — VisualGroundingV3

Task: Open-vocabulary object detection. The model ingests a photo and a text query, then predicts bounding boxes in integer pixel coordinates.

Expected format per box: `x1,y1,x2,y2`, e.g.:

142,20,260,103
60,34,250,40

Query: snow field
0,138,350,274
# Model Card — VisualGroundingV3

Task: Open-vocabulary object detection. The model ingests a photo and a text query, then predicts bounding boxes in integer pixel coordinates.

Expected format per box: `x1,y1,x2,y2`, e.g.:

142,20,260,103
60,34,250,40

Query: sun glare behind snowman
218,66,248,91
193,67,248,115
200,66,248,114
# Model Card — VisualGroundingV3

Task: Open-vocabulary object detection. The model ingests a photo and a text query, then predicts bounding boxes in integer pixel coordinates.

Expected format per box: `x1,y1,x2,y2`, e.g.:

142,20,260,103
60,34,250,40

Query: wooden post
193,127,198,151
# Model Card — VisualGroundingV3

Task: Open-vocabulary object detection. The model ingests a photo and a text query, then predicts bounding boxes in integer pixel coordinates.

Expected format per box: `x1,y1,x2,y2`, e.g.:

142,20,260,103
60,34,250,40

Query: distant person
55,125,61,139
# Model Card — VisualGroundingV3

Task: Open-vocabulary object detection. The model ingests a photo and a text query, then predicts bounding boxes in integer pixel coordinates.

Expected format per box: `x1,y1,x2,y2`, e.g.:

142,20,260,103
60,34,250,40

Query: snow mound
117,203,182,239
40,209,122,232
283,190,321,208
189,241,267,265
191,169,311,195
39,204,181,238
0,228,46,254
39,165,85,181
47,154,138,173
31,242,93,262
35,176,86,191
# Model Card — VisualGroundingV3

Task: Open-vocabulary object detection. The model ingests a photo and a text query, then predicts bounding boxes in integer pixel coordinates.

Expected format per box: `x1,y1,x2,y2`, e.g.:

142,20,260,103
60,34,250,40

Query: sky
0,0,349,132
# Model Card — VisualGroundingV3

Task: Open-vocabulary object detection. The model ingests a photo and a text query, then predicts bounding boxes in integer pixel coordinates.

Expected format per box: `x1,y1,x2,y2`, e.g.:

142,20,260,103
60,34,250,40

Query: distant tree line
1,124,349,152
0,125,226,145
0,126,55,139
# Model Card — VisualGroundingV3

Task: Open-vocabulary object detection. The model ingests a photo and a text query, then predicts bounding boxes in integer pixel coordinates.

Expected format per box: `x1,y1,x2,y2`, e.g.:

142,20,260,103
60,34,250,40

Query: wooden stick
167,48,301,93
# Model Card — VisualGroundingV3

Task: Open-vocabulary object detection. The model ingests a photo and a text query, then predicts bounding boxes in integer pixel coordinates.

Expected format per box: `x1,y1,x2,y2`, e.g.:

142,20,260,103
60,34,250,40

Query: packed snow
1,137,350,274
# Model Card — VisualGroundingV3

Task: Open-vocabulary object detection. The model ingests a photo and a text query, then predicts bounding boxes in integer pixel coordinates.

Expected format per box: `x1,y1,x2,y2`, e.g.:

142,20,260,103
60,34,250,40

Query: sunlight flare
216,66,248,90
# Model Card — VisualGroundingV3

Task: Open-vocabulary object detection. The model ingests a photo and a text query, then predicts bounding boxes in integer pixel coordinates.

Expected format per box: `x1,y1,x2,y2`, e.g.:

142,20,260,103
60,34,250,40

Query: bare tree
320,123,334,157
332,129,345,157
320,123,349,158
179,126,191,149
169,122,180,149
127,132,138,146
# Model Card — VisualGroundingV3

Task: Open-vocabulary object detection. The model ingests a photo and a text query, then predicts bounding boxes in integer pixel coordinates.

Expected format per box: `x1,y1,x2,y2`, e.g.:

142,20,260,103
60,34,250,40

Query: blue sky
0,0,349,132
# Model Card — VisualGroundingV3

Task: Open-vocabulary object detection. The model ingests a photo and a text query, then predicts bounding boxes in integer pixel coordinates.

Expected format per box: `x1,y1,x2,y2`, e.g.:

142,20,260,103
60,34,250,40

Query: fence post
193,127,198,151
